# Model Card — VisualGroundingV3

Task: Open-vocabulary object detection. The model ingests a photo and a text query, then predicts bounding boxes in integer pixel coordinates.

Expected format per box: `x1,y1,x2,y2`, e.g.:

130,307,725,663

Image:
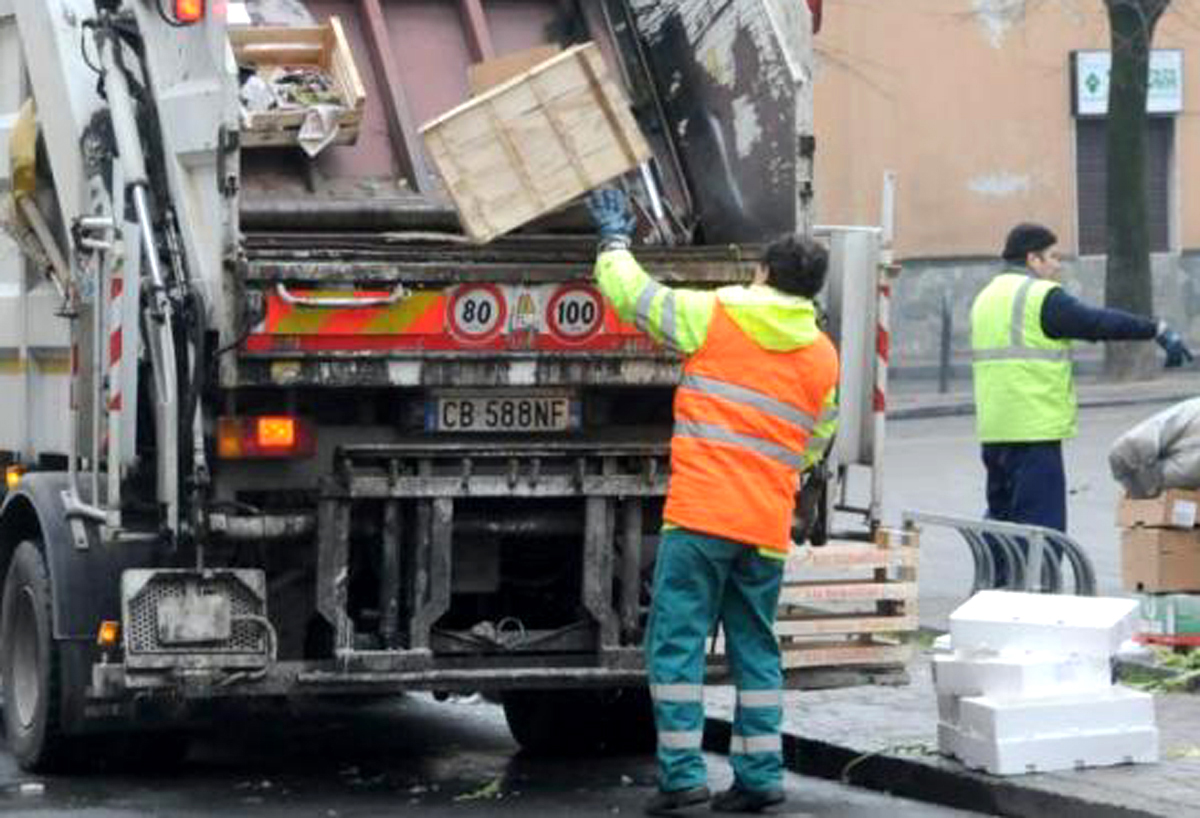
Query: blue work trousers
981,441,1067,586
644,528,784,794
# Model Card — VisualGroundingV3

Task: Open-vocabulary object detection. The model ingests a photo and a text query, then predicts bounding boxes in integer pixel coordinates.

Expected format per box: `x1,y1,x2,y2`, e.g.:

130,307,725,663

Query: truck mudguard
0,473,157,641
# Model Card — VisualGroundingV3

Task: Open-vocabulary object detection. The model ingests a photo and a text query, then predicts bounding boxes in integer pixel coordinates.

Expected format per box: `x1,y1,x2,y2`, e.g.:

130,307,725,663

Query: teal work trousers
644,527,785,793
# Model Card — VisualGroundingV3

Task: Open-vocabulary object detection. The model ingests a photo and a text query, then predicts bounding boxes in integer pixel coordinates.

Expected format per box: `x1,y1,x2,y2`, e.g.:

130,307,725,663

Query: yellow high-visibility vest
970,272,1075,442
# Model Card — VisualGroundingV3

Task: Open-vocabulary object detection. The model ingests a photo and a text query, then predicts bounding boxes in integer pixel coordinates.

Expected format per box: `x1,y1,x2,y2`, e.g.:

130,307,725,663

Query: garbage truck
0,0,892,770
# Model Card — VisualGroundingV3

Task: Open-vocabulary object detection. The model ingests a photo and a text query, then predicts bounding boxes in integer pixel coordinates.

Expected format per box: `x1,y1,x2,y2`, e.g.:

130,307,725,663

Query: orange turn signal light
5,465,24,491
256,416,296,449
216,415,315,460
175,0,204,24
97,620,120,648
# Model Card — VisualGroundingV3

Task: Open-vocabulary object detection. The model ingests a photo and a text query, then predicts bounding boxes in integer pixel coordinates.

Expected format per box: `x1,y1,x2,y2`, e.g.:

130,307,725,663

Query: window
1075,117,1172,256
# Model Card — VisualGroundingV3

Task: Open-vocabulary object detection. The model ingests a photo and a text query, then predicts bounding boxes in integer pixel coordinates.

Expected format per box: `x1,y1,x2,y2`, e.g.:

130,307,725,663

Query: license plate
428,394,579,432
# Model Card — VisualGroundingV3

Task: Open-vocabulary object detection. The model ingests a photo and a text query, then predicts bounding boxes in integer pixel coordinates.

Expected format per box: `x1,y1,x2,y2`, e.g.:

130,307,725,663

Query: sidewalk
705,651,1200,818
888,369,1200,421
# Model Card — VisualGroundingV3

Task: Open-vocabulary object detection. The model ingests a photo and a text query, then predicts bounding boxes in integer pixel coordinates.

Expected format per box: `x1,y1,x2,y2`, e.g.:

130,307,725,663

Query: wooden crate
707,528,920,689
420,42,651,243
230,16,366,149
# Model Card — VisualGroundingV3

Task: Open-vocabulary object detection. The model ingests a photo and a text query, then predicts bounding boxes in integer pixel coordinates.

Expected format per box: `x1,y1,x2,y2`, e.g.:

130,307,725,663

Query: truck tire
0,540,75,772
503,689,602,754
502,687,656,755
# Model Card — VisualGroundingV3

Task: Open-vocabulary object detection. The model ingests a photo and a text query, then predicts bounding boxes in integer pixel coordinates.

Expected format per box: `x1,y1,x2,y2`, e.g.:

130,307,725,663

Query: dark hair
763,235,828,298
1002,223,1057,263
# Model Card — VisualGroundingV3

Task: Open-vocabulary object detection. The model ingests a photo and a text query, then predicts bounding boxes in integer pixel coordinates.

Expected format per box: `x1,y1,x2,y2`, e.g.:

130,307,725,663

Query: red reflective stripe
109,330,122,366
876,327,889,361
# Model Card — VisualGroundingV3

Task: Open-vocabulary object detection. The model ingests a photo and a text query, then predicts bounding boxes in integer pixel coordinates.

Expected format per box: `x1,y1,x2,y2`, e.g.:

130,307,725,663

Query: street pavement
707,371,1200,818
0,694,988,817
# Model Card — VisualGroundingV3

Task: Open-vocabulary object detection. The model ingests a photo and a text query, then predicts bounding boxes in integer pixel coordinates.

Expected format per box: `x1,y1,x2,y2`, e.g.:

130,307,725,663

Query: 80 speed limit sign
546,285,604,343
447,284,506,342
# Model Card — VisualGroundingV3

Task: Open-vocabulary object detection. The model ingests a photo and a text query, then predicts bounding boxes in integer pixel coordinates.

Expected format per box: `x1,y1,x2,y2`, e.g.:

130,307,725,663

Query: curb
702,717,1166,818
888,389,1197,422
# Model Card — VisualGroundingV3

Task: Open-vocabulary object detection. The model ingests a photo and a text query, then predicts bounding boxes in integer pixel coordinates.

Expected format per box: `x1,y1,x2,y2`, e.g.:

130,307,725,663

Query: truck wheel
0,541,74,772
502,687,656,755
596,686,656,753
502,689,603,754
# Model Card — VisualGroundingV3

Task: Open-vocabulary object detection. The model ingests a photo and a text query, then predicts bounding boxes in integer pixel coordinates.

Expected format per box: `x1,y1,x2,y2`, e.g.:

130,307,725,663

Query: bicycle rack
902,510,1098,596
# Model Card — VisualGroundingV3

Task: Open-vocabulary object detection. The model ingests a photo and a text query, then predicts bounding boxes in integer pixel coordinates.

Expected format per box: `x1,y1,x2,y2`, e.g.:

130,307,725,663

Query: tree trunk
1103,0,1169,380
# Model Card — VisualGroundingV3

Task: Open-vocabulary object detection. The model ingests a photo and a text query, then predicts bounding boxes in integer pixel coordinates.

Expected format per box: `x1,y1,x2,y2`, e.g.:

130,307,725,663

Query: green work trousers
645,527,785,793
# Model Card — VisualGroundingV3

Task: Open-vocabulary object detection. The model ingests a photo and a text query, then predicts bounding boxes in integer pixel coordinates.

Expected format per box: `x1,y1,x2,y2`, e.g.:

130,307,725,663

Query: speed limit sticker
546,285,604,343
448,284,506,342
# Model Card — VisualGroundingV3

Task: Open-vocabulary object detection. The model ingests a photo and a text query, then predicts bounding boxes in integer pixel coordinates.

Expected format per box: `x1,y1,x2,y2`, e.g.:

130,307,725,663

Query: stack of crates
935,591,1157,775
1117,490,1200,648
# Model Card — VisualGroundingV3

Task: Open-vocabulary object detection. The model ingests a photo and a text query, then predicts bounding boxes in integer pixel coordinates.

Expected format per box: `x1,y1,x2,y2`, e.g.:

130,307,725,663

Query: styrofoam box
937,721,961,758
959,686,1154,742
955,726,1159,776
937,694,961,725
949,591,1138,657
932,652,1111,699
931,633,954,654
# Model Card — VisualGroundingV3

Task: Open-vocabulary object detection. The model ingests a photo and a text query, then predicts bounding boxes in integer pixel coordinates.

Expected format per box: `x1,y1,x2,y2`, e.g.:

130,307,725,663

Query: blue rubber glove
585,187,637,249
1156,322,1194,368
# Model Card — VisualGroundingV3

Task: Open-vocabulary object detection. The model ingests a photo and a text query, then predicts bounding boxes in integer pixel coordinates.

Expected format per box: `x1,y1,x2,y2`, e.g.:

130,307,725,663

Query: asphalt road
2,402,1151,817
884,402,1164,628
0,694,988,817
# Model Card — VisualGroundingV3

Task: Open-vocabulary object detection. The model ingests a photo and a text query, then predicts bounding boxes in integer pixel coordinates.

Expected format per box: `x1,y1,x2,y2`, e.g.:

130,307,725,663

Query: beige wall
814,1,1200,259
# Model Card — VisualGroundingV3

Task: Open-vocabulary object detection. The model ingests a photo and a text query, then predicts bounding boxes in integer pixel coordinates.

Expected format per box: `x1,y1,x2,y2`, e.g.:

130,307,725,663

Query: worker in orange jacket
587,189,839,815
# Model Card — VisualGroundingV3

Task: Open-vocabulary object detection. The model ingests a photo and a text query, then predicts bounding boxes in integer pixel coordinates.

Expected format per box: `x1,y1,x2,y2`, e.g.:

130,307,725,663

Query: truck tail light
97,620,120,648
217,416,316,459
175,0,204,24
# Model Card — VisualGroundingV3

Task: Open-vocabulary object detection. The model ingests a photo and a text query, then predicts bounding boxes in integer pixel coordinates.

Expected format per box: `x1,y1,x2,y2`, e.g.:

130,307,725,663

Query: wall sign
1073,50,1183,116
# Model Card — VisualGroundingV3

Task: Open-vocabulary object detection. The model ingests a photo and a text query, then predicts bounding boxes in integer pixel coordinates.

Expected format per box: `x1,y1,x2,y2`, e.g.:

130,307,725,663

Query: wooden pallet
230,16,366,149
707,527,920,689
420,42,651,243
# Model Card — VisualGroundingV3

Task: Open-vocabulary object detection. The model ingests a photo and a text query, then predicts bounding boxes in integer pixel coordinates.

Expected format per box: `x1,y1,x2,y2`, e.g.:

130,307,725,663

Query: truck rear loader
0,0,890,770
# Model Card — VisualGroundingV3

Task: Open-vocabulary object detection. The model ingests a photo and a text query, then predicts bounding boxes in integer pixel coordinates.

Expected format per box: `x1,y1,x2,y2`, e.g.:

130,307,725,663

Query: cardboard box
949,591,1138,657
420,42,651,243
1139,592,1200,636
932,652,1111,699
1121,528,1200,593
1117,489,1200,529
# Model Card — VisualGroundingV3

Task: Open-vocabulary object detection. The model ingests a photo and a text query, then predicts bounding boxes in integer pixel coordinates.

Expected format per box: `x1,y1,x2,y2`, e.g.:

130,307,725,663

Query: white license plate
429,395,578,432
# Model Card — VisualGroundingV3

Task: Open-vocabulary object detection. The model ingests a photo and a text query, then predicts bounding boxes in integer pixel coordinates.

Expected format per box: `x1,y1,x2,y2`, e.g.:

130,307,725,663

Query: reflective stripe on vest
680,373,818,432
635,279,681,352
971,272,1075,442
674,421,806,472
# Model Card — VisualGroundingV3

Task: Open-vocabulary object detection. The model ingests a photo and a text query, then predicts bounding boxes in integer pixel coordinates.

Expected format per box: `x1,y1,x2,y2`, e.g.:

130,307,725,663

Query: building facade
813,0,1200,377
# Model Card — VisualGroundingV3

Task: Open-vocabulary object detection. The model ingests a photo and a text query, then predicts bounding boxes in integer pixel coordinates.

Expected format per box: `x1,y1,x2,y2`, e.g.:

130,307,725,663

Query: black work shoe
710,786,786,813
644,785,711,815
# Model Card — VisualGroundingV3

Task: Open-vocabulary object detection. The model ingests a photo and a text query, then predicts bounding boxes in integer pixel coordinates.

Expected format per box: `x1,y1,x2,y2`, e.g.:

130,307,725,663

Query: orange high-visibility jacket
594,250,839,553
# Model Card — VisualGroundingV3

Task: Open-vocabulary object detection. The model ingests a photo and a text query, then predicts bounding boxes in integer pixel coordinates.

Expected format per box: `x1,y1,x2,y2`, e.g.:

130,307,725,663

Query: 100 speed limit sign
546,285,604,343
448,284,506,342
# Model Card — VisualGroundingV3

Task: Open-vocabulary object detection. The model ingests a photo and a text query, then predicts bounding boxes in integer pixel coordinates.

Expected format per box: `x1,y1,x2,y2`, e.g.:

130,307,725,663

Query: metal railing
902,510,1097,596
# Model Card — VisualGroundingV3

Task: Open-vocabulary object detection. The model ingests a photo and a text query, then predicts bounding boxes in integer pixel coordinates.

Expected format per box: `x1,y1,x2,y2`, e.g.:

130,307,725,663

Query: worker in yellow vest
587,189,839,815
971,223,1192,555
